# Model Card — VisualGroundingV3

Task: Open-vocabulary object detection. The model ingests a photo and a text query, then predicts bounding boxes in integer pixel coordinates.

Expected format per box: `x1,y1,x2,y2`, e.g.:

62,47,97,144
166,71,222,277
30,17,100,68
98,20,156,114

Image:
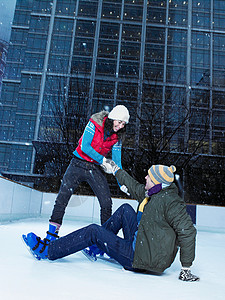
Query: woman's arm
80,121,104,163
111,141,122,169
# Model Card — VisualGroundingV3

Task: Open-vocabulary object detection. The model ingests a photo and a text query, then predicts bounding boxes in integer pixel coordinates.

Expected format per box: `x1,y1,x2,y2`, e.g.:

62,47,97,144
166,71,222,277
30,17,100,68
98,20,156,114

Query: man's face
145,174,155,190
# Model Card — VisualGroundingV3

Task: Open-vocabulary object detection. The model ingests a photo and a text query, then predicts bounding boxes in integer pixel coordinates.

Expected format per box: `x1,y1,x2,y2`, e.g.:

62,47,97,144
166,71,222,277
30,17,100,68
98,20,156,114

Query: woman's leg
86,166,112,224
50,158,85,225
51,159,112,226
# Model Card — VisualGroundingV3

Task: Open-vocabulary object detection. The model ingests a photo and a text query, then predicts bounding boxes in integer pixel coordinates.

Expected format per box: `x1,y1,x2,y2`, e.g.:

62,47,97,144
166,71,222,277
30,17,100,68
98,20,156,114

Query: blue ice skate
22,233,42,260
81,245,104,262
22,224,58,260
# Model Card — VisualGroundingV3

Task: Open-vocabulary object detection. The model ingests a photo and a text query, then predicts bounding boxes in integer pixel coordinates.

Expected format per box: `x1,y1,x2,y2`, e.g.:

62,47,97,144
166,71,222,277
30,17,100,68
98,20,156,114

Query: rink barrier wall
0,176,225,230
0,176,42,223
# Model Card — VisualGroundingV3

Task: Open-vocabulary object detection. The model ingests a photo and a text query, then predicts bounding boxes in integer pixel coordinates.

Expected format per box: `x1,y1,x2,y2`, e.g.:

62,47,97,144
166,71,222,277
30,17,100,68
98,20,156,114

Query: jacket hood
91,111,108,126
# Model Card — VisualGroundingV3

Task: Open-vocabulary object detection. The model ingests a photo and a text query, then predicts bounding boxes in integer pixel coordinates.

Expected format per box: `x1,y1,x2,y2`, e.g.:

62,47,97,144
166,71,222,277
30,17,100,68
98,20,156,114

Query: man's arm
115,169,146,203
165,192,199,281
100,158,146,201
166,196,196,267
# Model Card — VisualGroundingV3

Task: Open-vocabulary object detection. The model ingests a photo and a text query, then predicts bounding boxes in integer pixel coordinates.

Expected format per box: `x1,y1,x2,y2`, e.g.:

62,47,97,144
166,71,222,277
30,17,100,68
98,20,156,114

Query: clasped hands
101,158,130,195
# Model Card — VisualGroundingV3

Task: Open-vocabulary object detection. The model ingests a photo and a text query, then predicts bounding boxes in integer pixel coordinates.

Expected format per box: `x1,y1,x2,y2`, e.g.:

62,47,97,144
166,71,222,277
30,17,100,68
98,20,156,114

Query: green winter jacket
116,169,196,273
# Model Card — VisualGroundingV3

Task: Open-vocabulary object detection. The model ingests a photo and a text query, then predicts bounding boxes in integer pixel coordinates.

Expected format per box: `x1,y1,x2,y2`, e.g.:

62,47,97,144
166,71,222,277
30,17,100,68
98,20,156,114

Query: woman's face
113,120,126,132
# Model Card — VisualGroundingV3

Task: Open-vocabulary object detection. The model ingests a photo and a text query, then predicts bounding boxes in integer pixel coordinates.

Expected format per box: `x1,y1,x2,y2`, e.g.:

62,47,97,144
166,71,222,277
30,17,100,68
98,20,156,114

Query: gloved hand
120,185,130,196
179,267,200,282
100,158,120,175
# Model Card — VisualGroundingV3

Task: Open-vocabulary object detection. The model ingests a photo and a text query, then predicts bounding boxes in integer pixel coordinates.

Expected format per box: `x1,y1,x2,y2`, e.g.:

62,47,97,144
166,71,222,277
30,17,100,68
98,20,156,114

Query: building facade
0,0,224,202
0,39,8,96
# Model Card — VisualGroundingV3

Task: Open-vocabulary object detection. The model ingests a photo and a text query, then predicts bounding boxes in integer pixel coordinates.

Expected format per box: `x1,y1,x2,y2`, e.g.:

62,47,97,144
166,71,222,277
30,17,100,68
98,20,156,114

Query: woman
23,105,130,258
50,104,129,227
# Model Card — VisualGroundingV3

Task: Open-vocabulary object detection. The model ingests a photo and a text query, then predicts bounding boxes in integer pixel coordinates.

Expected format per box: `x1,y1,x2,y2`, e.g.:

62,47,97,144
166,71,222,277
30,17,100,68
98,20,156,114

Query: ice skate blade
81,249,97,262
22,234,41,261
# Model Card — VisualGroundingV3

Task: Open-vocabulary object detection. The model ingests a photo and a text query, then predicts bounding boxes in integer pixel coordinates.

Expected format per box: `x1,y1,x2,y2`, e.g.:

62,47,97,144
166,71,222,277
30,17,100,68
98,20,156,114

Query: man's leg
48,223,135,270
102,203,137,240
83,203,137,259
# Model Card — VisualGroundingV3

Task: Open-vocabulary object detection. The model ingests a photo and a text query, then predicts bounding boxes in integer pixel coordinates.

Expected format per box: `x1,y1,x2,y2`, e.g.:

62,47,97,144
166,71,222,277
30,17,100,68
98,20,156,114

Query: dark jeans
48,204,138,270
50,157,112,225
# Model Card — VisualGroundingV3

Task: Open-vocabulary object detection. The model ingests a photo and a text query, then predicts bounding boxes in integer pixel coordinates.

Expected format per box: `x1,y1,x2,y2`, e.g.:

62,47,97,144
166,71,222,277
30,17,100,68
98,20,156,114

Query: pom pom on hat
148,165,176,185
108,105,130,124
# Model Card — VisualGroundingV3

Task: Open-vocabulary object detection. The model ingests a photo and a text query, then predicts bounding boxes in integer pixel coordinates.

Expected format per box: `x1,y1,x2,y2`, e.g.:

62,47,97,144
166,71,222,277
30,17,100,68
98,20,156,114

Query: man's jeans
48,204,138,270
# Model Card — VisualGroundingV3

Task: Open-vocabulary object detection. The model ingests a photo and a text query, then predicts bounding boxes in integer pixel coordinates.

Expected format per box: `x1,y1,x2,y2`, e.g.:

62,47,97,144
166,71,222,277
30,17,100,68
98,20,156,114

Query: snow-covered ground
1,218,224,300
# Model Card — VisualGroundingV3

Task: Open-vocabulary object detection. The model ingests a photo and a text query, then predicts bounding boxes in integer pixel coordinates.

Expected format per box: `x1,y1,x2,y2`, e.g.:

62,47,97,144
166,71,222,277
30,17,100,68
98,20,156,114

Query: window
48,54,69,73
192,0,210,29
214,0,225,30
17,94,39,113
11,28,28,45
73,37,94,57
51,35,72,54
24,52,45,71
213,34,225,69
124,4,143,21
98,40,118,59
71,57,92,74
212,91,225,109
76,20,96,37
102,2,122,19
96,58,117,75
33,0,53,14
0,83,19,105
27,34,47,51
53,18,74,36
20,74,41,93
99,22,120,40
0,144,10,169
78,0,98,17
14,115,36,141
0,107,15,125
29,16,50,34
147,6,166,24
8,145,33,172
190,88,210,108
144,63,164,81
167,65,186,84
94,80,115,100
121,41,140,60
142,85,163,105
7,47,25,63
122,24,142,42
119,61,139,78
55,0,77,16
13,10,31,26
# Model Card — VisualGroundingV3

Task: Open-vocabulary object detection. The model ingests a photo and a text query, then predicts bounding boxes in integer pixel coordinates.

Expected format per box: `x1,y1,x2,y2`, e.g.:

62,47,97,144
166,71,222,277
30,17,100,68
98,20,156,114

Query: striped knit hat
148,165,176,185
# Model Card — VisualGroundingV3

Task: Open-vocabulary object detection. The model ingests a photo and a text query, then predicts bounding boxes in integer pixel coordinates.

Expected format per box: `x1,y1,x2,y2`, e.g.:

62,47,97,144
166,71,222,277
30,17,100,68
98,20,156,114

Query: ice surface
0,218,224,300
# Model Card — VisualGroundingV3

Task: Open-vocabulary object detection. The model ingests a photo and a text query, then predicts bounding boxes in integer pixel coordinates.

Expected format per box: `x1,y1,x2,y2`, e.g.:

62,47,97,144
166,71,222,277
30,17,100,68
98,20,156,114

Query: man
23,160,199,281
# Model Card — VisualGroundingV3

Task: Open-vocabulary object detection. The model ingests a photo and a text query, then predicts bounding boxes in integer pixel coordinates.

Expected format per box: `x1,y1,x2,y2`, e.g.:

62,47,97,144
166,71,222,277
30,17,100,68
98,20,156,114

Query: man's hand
120,185,130,196
179,268,200,282
100,158,120,175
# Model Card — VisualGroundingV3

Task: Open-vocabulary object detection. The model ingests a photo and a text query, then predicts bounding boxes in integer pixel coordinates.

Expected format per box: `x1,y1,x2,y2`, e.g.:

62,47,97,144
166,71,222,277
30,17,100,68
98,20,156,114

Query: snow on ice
0,218,225,300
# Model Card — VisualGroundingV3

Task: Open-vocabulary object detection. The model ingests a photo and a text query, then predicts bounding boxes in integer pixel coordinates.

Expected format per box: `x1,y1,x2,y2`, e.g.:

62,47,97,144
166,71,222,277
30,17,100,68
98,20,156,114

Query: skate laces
32,232,59,253
46,230,59,239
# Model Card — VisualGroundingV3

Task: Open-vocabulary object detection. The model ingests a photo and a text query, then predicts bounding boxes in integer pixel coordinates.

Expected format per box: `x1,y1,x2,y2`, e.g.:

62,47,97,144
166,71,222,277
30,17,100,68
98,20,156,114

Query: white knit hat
108,105,130,124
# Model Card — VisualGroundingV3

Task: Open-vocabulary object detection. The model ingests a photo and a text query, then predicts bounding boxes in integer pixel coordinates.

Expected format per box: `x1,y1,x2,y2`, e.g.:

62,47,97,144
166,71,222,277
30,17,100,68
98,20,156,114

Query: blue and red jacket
74,112,122,167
